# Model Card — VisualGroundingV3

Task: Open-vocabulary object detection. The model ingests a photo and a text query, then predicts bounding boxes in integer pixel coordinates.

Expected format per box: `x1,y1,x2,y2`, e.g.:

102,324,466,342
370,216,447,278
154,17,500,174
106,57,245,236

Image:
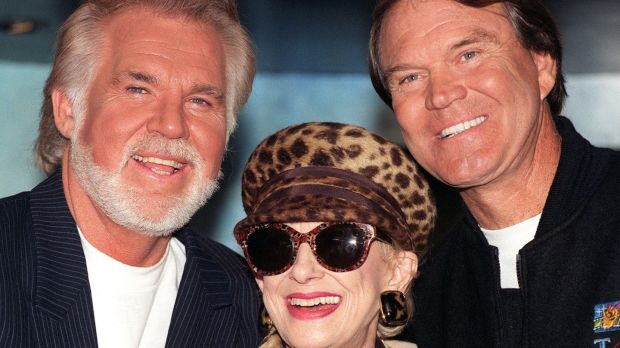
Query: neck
460,112,561,229
62,154,171,267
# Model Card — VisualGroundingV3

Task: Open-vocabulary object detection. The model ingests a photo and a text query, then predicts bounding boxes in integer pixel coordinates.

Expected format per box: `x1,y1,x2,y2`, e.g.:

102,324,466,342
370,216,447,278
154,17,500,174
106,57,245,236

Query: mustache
125,134,202,164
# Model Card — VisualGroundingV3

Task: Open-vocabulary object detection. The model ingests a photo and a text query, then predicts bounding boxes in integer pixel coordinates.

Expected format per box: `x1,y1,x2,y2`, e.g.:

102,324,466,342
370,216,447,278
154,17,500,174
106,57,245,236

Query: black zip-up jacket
411,116,620,347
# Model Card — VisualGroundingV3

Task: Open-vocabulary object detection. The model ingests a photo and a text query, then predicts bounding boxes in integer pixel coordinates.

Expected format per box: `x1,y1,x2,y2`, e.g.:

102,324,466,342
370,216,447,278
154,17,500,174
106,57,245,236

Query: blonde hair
377,240,416,338
35,0,255,175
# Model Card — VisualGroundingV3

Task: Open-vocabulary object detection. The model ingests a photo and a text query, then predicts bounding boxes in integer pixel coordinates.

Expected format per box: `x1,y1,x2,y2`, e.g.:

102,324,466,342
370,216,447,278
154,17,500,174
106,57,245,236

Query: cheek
483,66,541,131
191,121,226,157
343,254,390,314
401,134,427,164
75,113,129,167
466,62,513,100
81,95,145,142
173,118,226,178
477,70,503,93
88,119,127,143
260,276,278,299
474,59,540,103
259,276,286,321
392,96,427,137
262,292,281,318
338,278,383,335
391,109,433,169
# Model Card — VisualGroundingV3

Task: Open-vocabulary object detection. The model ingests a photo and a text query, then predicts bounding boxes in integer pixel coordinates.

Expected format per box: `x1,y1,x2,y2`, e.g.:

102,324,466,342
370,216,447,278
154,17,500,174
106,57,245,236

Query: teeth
149,167,172,176
132,155,183,169
289,296,341,307
440,116,487,139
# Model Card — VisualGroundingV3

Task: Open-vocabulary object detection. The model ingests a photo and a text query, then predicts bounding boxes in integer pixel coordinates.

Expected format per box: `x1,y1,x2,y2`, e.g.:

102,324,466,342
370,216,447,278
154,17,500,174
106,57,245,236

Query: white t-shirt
480,214,540,289
78,228,186,348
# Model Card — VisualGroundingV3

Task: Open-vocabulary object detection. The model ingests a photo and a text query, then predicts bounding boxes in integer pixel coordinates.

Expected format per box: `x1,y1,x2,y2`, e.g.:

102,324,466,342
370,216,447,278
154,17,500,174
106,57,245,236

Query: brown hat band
252,166,410,236
258,167,404,213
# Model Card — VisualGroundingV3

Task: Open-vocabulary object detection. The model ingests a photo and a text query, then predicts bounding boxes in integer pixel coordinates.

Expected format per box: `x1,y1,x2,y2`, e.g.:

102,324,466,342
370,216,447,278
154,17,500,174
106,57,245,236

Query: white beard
69,133,221,237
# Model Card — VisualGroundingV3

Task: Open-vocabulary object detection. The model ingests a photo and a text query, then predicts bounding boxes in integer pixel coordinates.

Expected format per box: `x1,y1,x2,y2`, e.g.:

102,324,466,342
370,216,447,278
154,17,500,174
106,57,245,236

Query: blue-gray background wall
1,1,619,252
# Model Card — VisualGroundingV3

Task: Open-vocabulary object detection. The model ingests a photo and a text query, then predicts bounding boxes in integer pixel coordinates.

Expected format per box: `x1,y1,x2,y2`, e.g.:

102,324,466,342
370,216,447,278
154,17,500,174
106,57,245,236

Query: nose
289,243,324,284
425,68,466,110
146,98,190,139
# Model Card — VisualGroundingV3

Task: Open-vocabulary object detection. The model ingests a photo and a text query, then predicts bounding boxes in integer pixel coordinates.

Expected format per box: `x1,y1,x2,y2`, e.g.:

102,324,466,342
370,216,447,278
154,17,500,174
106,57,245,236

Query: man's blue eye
191,98,208,106
462,51,477,61
401,74,419,84
128,87,147,94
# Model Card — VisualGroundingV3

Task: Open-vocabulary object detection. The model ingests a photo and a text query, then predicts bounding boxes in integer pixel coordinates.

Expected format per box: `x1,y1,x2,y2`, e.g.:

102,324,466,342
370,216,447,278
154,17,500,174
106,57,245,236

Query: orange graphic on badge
603,304,620,329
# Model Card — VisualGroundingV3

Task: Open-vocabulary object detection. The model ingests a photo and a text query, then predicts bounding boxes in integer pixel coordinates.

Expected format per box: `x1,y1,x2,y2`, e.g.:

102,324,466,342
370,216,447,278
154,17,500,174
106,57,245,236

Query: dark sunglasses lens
315,224,367,270
246,227,293,274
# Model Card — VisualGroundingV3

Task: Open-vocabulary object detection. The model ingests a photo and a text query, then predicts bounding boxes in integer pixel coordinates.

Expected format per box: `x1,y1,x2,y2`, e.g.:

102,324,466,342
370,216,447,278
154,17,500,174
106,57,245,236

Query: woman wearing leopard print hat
234,122,436,348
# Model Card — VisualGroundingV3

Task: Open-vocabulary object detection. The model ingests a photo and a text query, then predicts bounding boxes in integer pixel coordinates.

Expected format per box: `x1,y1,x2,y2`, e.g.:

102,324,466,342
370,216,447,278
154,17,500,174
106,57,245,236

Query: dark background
2,0,620,74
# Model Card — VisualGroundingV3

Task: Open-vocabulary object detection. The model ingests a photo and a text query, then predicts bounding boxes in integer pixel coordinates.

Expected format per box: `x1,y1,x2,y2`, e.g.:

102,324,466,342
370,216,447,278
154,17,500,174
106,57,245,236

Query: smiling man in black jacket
368,0,620,347
0,1,260,347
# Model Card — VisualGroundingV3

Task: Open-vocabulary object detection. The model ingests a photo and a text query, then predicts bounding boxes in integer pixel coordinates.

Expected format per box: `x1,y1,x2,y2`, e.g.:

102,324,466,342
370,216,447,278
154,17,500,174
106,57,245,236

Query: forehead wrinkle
136,38,211,57
381,1,511,72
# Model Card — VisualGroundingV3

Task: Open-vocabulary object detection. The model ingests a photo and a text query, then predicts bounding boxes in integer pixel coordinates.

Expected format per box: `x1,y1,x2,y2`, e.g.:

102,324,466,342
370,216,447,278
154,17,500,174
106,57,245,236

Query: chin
434,162,497,188
279,322,363,348
281,333,338,348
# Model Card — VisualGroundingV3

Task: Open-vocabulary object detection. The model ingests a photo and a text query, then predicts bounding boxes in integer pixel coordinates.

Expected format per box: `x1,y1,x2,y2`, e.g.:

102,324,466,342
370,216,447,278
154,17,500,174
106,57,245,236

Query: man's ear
531,51,557,101
386,250,418,292
52,88,76,139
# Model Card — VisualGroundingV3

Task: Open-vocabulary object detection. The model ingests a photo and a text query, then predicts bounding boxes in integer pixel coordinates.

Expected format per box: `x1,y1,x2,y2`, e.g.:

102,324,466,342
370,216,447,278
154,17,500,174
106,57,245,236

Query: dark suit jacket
0,170,261,347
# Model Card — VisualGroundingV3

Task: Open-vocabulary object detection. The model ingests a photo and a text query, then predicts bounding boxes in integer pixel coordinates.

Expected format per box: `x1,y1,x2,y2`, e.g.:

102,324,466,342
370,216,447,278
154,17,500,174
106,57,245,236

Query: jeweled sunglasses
237,222,391,276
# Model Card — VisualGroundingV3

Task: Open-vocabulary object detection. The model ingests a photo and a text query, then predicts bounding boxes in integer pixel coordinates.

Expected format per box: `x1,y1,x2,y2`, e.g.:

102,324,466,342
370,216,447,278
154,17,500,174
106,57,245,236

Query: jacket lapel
30,170,98,346
166,229,235,347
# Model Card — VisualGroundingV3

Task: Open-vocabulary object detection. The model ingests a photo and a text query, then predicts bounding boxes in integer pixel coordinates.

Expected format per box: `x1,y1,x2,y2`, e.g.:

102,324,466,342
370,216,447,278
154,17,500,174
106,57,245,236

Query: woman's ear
386,250,418,292
52,88,76,139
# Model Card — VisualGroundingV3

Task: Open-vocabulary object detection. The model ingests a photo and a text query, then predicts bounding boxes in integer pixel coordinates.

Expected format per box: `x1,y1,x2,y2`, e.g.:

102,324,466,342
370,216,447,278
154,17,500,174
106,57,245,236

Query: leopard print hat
234,122,436,254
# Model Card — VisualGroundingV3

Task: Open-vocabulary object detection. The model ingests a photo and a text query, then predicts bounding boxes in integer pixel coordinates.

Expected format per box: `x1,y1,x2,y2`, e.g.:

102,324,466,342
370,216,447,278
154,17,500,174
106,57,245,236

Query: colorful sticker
594,301,620,333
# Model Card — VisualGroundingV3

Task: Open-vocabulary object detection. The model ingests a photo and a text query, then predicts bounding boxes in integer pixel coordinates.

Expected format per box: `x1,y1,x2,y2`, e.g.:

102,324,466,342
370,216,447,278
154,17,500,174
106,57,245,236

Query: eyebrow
128,70,159,85
191,83,224,103
112,70,159,86
449,30,500,50
384,64,414,79
192,83,223,98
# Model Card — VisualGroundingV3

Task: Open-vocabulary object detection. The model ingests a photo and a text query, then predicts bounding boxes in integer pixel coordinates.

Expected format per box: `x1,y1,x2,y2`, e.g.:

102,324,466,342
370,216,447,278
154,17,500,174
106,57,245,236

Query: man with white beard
0,1,260,347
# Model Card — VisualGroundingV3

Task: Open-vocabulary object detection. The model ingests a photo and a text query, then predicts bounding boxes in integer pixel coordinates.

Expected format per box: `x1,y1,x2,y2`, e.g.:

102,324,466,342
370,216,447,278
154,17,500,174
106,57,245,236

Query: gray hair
35,0,255,175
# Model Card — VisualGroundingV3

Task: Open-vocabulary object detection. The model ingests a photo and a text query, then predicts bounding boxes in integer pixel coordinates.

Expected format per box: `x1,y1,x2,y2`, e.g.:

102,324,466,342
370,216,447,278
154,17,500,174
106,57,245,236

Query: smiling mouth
439,116,487,139
132,155,183,176
289,296,341,307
